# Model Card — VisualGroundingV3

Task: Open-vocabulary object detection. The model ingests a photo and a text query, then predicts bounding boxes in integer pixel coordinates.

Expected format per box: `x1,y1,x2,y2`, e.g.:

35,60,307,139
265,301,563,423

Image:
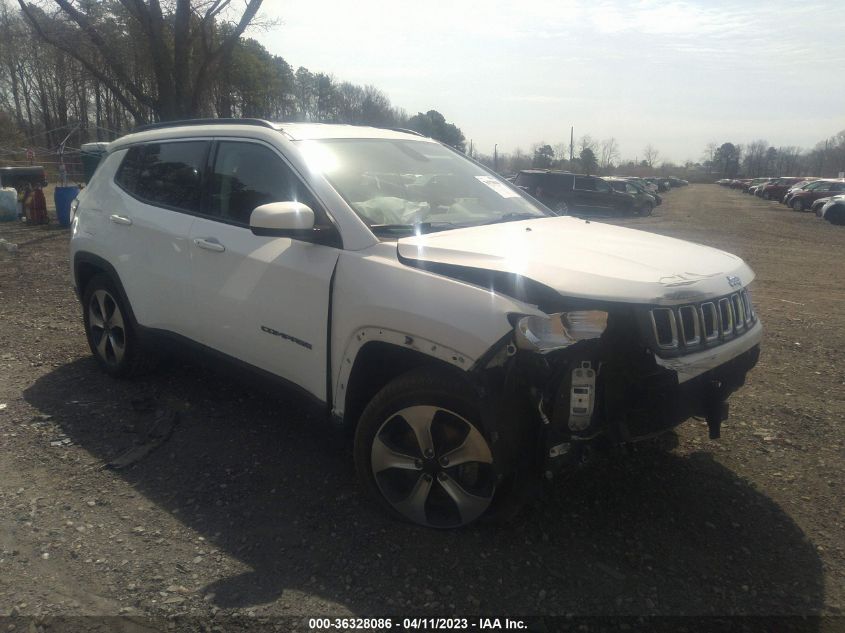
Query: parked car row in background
512,171,684,216
717,176,845,225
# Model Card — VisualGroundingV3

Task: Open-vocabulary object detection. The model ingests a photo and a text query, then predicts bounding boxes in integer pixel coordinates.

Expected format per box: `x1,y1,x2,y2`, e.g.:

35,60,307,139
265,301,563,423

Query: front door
189,140,340,401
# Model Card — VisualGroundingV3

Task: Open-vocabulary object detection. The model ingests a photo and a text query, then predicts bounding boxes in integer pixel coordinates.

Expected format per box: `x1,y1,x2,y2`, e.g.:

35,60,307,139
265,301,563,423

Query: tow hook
704,380,729,439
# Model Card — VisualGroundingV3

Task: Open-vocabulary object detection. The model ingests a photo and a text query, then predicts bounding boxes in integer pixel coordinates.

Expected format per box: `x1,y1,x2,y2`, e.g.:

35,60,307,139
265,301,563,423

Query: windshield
296,138,551,236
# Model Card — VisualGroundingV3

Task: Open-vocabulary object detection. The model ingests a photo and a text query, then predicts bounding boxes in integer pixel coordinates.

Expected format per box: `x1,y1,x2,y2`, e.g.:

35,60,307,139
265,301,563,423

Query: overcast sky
256,0,845,163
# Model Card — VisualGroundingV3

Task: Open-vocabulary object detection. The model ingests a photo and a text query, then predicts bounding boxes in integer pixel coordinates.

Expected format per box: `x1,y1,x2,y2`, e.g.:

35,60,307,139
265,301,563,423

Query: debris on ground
106,408,180,470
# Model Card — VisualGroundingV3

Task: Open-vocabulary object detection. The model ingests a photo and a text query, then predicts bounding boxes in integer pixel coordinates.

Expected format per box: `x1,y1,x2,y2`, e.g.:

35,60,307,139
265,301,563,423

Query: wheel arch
73,252,138,325
336,334,475,430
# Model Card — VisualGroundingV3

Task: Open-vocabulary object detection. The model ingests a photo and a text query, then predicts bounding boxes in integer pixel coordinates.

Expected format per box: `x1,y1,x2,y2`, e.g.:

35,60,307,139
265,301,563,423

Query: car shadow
23,357,825,617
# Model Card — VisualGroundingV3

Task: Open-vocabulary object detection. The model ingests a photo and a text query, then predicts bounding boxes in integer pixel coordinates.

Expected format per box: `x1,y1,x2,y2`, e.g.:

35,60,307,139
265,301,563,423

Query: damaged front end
472,299,761,480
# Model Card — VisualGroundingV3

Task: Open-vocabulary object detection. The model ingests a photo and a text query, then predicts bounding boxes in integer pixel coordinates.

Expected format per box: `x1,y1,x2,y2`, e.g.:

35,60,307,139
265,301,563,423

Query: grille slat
648,289,756,354
650,308,678,349
678,305,700,345
700,302,719,341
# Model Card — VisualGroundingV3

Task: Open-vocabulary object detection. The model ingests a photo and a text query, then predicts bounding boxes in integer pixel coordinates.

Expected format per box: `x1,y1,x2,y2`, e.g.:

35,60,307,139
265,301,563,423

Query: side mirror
250,201,315,238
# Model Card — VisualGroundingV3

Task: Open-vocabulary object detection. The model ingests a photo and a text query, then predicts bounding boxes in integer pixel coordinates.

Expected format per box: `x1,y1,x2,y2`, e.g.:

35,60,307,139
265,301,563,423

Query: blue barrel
54,186,80,227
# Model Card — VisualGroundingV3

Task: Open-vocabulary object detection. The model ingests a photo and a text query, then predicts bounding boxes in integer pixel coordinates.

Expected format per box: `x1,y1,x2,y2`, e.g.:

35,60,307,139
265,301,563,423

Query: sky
255,0,845,163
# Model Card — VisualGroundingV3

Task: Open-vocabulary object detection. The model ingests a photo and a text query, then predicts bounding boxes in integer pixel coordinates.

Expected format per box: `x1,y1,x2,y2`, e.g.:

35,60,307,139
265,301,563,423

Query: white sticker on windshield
475,175,520,198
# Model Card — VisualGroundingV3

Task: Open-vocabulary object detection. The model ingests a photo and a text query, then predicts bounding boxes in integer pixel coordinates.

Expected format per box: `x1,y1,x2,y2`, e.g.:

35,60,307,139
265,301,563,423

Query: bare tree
17,0,265,121
599,137,620,172
743,140,768,177
643,144,660,169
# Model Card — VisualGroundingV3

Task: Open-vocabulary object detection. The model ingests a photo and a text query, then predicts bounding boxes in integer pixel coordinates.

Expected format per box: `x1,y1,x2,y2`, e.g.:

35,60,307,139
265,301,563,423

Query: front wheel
354,369,499,528
792,198,805,212
639,202,654,217
826,205,845,225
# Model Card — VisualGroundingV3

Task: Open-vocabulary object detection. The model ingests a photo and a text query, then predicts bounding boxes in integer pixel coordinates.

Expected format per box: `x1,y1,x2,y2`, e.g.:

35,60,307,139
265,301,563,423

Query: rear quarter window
514,172,540,189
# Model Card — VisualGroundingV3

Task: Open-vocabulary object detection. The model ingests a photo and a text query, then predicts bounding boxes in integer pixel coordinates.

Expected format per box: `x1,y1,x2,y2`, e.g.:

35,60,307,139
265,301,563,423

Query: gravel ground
0,185,843,628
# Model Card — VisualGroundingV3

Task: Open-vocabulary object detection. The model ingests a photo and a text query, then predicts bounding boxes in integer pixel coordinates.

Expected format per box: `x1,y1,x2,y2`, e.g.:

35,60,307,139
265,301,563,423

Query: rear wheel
792,198,805,212
354,368,500,528
82,273,156,378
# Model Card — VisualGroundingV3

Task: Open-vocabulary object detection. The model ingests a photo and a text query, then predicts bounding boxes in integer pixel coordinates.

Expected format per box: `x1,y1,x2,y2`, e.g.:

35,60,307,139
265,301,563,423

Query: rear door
110,140,209,333
544,173,573,212
188,139,341,401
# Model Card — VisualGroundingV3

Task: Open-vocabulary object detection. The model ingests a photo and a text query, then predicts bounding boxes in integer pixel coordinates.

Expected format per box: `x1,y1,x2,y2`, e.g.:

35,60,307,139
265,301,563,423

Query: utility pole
469,139,473,158
821,139,828,176
494,144,498,172
569,126,574,164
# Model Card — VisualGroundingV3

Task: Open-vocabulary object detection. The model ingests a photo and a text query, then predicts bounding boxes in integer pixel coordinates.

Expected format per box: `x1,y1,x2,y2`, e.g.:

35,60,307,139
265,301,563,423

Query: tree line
0,0,465,157
471,132,845,180
469,135,675,178
702,135,845,179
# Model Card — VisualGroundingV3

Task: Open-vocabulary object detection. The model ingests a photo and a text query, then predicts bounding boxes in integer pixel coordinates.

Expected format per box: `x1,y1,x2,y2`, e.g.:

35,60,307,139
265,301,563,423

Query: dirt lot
0,185,843,627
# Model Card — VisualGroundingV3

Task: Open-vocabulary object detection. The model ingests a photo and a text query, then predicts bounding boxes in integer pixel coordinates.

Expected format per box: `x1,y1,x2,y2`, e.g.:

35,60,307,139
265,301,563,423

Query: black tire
792,198,805,212
640,202,654,217
353,367,505,528
826,205,845,225
81,273,156,378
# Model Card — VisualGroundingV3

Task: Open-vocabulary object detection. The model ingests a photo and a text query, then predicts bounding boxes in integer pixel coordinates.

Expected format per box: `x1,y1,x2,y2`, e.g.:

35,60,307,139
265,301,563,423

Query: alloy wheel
371,405,495,528
88,289,126,366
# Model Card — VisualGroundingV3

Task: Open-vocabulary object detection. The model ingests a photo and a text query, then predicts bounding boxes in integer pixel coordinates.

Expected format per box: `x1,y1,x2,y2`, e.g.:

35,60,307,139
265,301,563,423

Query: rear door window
573,176,596,191
116,141,209,213
547,174,573,194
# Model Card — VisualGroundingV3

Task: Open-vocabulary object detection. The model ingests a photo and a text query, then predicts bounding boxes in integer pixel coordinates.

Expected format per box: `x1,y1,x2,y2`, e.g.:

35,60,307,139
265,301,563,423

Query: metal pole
57,124,80,187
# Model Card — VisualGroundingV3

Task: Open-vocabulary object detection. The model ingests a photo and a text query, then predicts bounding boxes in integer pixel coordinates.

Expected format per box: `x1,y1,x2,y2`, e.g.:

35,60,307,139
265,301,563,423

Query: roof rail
132,118,277,133
387,127,426,137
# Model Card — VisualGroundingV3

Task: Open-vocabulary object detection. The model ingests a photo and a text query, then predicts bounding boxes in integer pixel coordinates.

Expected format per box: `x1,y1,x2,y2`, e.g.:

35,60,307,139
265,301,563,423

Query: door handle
109,214,132,226
193,238,226,253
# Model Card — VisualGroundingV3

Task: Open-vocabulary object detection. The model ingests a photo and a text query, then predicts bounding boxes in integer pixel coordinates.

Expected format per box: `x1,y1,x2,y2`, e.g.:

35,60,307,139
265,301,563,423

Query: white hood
397,216,754,306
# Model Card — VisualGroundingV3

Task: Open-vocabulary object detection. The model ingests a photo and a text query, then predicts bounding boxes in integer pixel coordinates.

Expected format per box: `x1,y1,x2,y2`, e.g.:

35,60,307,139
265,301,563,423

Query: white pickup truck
69,120,762,528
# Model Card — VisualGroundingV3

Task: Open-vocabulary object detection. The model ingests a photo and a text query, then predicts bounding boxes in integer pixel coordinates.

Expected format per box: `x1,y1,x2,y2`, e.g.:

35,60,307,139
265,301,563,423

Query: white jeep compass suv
70,119,762,528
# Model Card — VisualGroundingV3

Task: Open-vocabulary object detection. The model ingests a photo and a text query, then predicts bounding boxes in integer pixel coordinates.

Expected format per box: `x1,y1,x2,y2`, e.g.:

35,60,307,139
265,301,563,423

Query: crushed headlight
514,311,608,352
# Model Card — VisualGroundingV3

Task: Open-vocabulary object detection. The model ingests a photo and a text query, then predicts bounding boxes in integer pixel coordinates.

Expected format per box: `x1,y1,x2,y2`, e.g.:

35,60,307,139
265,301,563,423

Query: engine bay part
568,362,596,431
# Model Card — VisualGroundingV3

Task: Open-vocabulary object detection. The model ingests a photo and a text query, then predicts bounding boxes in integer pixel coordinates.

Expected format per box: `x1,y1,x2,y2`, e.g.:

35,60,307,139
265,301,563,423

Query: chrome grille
648,288,756,354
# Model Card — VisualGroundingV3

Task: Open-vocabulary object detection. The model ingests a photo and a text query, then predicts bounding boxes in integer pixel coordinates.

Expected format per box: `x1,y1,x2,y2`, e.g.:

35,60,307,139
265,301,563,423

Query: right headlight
514,311,608,352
